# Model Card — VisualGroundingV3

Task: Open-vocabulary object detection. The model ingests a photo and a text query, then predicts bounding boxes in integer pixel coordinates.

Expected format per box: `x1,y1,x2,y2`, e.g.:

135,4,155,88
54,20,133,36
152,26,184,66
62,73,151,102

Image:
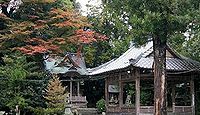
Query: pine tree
44,74,67,115
0,52,47,114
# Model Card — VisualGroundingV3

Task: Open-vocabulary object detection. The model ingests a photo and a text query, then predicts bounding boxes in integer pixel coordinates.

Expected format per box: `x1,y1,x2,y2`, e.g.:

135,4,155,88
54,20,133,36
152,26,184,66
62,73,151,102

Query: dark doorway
83,79,105,108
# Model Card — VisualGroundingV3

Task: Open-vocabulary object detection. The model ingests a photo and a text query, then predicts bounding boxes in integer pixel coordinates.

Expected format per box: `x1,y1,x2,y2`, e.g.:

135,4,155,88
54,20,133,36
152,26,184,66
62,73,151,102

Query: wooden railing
70,96,87,103
140,106,193,114
174,106,193,113
107,106,193,114
69,96,88,108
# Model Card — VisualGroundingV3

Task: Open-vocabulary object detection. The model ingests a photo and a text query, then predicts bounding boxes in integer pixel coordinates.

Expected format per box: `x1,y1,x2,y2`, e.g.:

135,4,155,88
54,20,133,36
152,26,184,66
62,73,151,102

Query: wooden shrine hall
43,53,88,108
89,42,200,115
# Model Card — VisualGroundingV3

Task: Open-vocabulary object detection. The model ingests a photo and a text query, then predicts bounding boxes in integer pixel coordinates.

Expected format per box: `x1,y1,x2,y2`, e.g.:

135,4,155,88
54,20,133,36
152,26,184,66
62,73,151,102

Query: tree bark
153,37,167,115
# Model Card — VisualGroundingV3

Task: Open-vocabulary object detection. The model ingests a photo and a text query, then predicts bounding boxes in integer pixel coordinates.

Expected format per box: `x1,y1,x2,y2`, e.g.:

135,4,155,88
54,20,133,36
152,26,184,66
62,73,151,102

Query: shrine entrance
83,79,105,108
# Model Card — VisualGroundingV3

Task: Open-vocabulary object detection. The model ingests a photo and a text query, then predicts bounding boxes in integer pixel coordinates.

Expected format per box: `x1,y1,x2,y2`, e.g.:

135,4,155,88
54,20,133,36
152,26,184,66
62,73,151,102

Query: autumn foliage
50,8,89,28
0,1,108,55
69,29,107,44
15,38,60,55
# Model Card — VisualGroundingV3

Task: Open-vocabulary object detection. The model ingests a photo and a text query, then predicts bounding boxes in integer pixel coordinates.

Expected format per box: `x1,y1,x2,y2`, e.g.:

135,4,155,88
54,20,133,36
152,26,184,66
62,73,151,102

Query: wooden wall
105,68,195,114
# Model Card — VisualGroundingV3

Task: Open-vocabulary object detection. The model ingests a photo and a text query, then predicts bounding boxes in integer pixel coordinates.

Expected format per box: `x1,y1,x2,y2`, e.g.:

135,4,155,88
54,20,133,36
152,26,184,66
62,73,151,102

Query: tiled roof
44,53,88,75
88,42,153,75
134,57,200,71
89,42,200,75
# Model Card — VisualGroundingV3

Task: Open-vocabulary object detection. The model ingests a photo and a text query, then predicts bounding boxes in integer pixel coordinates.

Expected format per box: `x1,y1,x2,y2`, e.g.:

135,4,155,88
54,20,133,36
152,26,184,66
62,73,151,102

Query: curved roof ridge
89,42,153,75
89,41,200,75
87,58,116,73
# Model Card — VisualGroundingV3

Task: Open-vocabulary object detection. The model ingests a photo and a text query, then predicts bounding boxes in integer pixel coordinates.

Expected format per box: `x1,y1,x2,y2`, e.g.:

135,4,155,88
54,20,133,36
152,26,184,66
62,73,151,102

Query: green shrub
96,98,105,112
33,107,46,115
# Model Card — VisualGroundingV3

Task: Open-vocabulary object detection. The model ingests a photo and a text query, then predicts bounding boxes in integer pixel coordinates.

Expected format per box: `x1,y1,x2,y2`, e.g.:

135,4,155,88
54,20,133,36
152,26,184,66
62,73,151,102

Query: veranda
104,67,197,114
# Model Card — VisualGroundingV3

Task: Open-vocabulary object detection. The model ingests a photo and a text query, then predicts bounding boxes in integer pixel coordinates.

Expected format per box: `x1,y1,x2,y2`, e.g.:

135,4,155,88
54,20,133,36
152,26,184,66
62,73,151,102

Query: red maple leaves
15,28,108,55
13,7,107,55
69,29,107,44
15,38,60,55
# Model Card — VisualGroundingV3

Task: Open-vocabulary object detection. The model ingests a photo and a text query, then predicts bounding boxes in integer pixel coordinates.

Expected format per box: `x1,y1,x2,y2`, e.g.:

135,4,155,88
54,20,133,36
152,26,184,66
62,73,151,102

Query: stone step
77,108,100,115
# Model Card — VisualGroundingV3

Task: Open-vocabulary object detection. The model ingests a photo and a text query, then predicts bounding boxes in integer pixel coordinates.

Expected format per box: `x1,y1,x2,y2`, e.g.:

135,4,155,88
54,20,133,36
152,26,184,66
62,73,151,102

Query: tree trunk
153,37,167,115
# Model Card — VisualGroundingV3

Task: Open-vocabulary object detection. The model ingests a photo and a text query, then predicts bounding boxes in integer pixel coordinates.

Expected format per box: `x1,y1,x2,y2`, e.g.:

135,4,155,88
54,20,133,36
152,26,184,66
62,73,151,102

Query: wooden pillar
172,84,175,114
105,76,109,109
77,81,80,96
190,77,195,115
135,69,140,115
119,73,123,108
70,78,73,104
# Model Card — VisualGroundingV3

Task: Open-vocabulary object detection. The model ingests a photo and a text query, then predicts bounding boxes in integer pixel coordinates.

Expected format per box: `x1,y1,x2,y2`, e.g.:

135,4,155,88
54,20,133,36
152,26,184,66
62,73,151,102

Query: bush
96,99,105,113
33,107,46,115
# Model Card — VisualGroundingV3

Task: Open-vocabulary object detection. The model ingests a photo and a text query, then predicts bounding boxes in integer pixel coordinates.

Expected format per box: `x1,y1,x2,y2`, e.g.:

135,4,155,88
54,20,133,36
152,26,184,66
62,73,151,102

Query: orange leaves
16,44,59,55
52,38,66,44
0,13,6,17
50,8,90,28
48,9,107,44
15,38,60,55
53,20,82,28
67,29,108,58
94,33,108,41
50,8,76,18
1,2,108,56
0,13,13,26
12,21,34,32
16,45,48,55
27,15,40,20
75,29,96,44
34,20,47,29
36,20,47,24
69,29,108,44
27,38,46,44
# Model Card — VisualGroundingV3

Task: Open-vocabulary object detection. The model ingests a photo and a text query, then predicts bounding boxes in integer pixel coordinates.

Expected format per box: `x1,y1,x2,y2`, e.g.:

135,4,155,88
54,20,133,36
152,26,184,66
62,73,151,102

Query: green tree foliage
89,0,200,114
89,0,200,58
182,13,200,62
44,74,67,115
95,0,199,45
55,0,73,9
83,41,112,67
167,5,200,62
0,52,47,114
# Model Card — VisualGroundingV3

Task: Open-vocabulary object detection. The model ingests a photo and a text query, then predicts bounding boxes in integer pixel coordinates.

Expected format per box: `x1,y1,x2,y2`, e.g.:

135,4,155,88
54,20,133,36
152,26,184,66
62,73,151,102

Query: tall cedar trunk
153,37,167,115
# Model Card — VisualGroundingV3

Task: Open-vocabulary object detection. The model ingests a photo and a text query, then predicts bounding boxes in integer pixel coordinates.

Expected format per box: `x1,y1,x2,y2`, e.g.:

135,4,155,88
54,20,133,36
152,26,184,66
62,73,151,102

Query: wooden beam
77,82,80,96
172,84,175,114
105,76,109,109
119,73,123,108
135,69,140,115
70,78,73,104
190,77,195,115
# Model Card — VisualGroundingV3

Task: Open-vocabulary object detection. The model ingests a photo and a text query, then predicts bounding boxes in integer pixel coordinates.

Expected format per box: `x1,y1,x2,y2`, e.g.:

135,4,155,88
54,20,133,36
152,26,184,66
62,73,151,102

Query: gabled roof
44,53,88,75
88,42,153,75
89,42,200,75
